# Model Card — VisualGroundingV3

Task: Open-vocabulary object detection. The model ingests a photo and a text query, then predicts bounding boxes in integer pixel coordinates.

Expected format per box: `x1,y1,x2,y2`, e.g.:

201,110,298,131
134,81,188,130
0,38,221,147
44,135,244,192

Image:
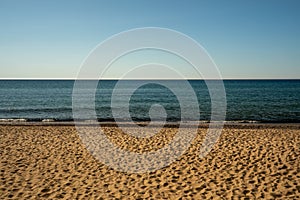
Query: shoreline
0,121,299,129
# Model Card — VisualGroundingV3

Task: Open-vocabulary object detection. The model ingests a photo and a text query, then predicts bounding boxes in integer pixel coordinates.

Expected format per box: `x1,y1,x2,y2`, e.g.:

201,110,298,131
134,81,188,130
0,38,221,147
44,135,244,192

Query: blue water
0,80,299,122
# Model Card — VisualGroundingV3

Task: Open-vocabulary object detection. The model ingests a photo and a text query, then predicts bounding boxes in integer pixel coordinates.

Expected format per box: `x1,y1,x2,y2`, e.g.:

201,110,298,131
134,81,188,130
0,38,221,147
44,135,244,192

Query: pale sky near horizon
0,0,299,79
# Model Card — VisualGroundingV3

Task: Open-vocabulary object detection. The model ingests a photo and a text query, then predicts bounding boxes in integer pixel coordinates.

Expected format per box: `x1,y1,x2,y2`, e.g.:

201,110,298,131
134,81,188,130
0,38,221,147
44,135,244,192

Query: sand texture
0,124,299,199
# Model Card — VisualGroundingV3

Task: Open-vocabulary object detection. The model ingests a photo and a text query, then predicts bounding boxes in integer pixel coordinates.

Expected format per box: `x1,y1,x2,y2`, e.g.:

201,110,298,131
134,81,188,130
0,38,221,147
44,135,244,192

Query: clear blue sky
0,0,299,79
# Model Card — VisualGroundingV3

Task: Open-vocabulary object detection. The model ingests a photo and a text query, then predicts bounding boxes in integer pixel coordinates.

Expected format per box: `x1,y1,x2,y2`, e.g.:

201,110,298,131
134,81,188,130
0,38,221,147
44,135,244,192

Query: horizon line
0,78,299,80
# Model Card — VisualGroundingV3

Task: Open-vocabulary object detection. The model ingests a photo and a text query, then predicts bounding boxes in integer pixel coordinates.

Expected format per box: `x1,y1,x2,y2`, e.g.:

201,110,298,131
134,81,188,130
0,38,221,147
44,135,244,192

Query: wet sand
0,124,299,199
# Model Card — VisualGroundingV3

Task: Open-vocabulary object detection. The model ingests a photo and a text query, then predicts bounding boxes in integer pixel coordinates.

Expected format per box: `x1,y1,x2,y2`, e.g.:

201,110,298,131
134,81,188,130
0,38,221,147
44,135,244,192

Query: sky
0,0,299,79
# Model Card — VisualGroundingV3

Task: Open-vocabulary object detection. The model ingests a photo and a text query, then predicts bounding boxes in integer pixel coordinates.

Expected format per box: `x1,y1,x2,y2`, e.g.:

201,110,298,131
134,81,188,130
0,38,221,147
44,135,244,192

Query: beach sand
0,124,299,199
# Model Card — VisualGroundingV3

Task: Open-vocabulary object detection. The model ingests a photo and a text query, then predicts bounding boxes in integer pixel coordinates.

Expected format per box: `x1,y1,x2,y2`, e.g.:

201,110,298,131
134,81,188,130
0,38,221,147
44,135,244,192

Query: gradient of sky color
0,0,299,79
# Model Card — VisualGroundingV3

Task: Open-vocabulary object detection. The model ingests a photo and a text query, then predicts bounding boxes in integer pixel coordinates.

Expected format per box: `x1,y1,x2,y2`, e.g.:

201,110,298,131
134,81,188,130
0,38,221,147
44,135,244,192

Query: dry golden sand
0,124,299,199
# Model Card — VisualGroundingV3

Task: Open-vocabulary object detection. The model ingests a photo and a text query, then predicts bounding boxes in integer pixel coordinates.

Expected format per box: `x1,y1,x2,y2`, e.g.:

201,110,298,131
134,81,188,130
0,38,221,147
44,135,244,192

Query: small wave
0,118,27,122
42,119,55,122
0,107,73,113
0,118,299,123
225,120,260,123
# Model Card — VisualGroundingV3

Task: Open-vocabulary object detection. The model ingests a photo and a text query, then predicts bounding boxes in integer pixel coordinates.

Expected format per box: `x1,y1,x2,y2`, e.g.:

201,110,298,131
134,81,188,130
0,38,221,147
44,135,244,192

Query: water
0,80,299,123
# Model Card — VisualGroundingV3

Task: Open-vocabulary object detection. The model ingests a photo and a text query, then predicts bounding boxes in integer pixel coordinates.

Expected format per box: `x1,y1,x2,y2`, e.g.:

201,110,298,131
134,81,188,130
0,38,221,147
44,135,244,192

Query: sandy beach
0,123,299,199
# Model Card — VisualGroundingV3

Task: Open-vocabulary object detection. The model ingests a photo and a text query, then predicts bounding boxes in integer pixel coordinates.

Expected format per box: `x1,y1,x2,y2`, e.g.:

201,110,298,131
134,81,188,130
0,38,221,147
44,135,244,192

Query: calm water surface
0,80,299,122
